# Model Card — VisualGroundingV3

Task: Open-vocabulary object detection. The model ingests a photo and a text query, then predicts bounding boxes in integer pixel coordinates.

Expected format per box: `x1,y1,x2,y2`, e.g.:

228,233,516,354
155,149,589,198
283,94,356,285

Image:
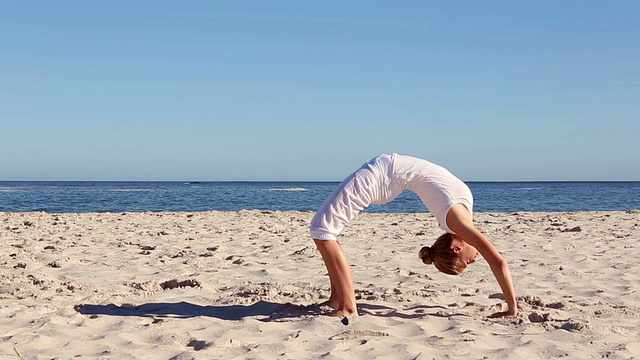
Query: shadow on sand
74,301,467,321
74,300,318,322
359,303,469,319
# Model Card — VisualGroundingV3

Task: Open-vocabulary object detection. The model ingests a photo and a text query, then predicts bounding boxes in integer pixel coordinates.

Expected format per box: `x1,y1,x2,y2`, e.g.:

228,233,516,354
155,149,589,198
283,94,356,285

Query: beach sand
1,210,639,359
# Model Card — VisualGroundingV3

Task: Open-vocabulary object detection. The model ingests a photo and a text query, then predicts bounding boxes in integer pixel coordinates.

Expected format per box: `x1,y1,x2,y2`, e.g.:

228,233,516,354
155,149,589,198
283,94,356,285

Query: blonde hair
419,233,463,275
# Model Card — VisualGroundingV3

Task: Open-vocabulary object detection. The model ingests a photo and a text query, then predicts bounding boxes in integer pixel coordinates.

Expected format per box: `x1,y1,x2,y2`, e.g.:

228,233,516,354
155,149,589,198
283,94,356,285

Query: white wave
262,188,308,192
0,187,28,192
110,189,154,192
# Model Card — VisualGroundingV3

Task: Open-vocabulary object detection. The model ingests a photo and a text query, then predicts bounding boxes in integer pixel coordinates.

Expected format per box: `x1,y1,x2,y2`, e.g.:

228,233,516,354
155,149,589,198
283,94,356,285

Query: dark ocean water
0,181,639,213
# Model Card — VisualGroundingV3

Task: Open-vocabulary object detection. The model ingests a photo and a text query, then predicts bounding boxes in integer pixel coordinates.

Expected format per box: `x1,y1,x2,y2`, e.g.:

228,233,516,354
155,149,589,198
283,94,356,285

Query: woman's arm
446,204,518,317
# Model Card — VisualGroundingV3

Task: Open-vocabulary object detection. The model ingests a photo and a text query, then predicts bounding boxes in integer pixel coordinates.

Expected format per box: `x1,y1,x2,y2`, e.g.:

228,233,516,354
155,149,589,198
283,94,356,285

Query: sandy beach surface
1,210,639,359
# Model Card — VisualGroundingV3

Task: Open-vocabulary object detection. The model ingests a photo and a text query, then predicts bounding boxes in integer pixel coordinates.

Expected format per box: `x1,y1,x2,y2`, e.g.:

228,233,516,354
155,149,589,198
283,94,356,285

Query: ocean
0,181,639,214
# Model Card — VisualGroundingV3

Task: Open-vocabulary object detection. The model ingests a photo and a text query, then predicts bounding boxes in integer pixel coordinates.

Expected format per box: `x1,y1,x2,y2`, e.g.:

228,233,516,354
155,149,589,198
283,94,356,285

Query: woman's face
457,242,479,271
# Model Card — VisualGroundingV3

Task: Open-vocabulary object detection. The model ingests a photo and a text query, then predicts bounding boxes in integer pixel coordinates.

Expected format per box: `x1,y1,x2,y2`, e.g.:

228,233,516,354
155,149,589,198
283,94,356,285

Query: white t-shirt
390,153,473,233
310,153,473,240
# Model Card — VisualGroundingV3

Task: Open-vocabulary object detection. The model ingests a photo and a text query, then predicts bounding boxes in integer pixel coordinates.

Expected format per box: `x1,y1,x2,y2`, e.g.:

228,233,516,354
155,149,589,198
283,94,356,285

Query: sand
1,210,639,359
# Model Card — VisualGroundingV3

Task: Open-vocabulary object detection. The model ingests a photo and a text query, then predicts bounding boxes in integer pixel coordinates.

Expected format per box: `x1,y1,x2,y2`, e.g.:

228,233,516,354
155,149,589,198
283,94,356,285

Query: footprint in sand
186,339,209,351
225,255,244,264
559,320,587,332
329,330,388,340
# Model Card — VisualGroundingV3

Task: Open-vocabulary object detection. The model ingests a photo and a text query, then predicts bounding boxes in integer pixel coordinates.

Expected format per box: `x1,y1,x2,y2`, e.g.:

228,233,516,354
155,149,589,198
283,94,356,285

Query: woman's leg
314,239,357,317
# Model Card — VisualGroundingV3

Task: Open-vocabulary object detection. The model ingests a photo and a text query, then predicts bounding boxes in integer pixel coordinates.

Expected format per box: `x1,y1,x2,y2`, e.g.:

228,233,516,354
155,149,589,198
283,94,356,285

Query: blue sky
1,1,638,181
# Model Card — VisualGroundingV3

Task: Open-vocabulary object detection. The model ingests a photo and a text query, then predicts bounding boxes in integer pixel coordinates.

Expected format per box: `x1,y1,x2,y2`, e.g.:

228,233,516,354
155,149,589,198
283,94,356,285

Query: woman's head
419,233,479,275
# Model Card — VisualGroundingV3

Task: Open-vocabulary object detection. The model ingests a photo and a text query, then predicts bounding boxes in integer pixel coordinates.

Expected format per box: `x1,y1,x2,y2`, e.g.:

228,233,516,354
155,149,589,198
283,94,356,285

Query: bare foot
319,299,339,310
329,308,358,318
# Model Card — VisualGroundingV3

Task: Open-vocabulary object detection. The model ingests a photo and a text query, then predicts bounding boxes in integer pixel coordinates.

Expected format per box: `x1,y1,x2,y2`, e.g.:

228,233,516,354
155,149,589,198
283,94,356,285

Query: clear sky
1,1,638,181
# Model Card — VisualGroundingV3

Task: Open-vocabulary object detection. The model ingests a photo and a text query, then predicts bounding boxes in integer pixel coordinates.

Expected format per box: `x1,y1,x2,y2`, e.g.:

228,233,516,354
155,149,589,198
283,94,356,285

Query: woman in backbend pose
310,153,517,319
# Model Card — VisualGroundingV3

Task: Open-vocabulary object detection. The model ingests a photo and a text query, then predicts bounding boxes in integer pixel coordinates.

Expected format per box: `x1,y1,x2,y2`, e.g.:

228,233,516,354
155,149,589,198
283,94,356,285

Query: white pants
310,154,401,240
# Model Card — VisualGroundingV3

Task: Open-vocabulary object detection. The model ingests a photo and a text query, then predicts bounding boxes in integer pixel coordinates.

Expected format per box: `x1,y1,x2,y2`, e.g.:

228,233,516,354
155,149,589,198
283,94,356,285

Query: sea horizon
1,180,639,183
1,180,639,214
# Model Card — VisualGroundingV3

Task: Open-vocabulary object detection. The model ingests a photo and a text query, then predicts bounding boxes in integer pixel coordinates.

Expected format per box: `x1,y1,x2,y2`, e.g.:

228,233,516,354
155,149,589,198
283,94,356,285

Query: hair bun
419,246,433,265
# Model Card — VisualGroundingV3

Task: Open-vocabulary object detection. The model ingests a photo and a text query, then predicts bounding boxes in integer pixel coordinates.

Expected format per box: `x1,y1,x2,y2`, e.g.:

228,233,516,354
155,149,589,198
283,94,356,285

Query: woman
310,153,517,319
